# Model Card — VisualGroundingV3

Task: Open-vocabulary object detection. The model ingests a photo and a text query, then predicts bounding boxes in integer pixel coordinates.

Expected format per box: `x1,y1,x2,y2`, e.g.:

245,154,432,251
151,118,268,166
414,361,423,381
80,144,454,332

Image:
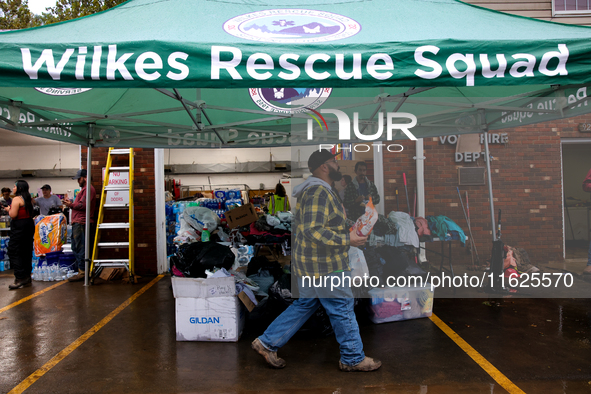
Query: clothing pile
362,245,428,284
425,215,466,246
246,215,291,245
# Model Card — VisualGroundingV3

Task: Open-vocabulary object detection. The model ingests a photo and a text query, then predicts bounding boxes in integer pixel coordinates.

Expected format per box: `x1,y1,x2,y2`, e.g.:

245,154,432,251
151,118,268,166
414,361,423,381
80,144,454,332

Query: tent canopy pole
480,110,496,242
84,124,94,286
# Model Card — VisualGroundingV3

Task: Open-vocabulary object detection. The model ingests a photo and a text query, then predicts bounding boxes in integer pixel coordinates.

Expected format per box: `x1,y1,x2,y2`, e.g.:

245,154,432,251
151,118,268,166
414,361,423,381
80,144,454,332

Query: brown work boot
68,271,85,282
583,266,591,275
251,338,286,369
8,277,32,290
339,357,382,372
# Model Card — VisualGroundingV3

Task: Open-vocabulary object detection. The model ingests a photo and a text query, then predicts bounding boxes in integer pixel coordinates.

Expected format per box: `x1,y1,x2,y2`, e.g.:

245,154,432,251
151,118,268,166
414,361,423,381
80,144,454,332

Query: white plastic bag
181,206,220,233
348,246,369,281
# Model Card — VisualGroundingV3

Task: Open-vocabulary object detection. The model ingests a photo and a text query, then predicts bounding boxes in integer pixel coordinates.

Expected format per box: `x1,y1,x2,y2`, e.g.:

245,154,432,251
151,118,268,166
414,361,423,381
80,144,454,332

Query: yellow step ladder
90,148,135,282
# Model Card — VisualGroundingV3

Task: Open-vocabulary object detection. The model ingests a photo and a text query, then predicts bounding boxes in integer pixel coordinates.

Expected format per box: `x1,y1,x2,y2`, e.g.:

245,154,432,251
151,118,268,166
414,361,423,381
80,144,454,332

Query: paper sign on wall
103,168,130,205
106,190,129,205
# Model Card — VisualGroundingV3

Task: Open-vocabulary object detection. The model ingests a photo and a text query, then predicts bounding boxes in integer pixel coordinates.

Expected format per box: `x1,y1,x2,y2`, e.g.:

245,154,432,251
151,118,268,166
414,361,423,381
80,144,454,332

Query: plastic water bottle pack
237,245,255,266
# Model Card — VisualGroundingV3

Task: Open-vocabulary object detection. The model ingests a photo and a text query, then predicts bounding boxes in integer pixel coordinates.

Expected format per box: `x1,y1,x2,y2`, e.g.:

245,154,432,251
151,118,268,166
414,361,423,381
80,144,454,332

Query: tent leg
373,140,385,216
84,126,94,287
483,130,496,243
415,138,427,263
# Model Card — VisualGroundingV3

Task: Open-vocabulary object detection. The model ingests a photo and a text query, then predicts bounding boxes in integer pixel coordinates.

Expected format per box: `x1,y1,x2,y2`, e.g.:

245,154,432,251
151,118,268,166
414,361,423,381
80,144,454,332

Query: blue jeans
72,223,86,272
258,271,365,366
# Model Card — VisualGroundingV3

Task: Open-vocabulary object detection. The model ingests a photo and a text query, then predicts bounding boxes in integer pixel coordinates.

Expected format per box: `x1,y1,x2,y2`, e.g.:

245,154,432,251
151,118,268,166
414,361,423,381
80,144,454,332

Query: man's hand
355,195,364,203
350,230,368,247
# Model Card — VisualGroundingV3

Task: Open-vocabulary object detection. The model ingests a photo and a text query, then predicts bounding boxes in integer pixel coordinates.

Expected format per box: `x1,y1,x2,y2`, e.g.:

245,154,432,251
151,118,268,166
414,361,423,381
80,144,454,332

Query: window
553,0,591,15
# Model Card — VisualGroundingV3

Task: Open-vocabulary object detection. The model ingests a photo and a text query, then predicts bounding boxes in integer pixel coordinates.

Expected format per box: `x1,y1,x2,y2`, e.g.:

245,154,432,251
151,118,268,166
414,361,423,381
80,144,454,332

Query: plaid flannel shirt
292,184,350,278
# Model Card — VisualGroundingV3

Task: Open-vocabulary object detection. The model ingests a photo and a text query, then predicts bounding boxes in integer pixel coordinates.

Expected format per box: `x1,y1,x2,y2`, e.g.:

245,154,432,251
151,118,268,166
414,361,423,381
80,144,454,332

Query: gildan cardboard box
225,203,258,228
172,276,246,342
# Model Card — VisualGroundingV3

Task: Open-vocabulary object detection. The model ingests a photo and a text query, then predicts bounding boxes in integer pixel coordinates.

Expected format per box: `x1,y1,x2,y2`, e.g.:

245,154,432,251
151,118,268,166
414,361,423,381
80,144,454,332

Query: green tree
40,0,126,25
0,0,35,29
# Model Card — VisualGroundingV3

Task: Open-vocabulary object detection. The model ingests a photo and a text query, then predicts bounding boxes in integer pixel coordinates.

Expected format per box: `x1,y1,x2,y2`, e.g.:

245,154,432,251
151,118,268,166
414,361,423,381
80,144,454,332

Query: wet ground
1,271,591,394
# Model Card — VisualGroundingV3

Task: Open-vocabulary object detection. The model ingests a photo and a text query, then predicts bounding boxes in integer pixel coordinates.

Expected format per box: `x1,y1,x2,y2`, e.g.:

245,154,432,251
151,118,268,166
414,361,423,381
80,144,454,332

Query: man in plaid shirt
252,150,382,372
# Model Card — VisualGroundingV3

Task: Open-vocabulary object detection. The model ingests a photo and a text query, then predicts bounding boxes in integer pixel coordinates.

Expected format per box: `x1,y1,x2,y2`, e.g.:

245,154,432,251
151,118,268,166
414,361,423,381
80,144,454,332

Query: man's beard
328,168,343,182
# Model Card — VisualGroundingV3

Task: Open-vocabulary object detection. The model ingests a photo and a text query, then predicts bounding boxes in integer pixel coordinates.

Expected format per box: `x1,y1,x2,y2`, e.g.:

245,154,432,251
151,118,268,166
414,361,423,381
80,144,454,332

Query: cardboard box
225,203,258,229
172,277,246,342
367,283,433,324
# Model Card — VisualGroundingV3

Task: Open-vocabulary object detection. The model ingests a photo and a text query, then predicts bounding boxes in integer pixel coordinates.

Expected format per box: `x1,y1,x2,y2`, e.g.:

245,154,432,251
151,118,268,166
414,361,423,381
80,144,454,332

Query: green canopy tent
1,0,590,280
0,0,589,147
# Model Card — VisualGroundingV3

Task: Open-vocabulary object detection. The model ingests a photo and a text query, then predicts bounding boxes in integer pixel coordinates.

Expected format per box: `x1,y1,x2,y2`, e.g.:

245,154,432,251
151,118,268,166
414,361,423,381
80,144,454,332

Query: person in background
63,169,96,282
0,187,12,214
338,174,352,202
6,180,35,290
583,168,591,276
343,161,381,221
252,150,381,372
268,182,291,215
33,184,63,216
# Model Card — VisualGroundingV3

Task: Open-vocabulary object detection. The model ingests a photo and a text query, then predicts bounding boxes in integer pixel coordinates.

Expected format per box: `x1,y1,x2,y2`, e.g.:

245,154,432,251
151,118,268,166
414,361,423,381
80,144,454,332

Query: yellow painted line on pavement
9,274,165,394
430,313,526,394
0,281,67,314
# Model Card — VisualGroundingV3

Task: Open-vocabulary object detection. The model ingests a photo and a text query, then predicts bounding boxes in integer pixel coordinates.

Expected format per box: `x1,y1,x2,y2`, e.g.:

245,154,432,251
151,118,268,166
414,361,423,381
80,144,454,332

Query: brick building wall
383,114,591,267
81,147,158,276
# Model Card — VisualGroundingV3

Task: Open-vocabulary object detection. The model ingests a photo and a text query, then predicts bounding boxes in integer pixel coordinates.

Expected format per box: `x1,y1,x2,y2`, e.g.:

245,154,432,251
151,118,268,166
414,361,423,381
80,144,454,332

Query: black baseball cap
41,184,51,190
72,169,87,180
308,150,338,172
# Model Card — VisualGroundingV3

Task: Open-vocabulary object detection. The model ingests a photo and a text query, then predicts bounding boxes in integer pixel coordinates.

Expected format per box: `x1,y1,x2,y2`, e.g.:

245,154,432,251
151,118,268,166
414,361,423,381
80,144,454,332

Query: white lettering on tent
167,129,181,146
335,54,362,80
366,54,393,80
480,54,507,79
21,48,75,80
278,54,301,80
539,44,568,77
136,52,162,81
211,46,243,80
246,53,274,80
76,47,87,80
446,54,476,86
305,53,331,80
107,45,133,80
167,52,190,81
92,46,102,80
414,45,442,80
509,54,536,78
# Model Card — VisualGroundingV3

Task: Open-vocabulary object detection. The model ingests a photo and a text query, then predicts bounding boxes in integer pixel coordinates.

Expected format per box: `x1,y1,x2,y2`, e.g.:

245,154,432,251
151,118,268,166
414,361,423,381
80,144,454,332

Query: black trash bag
173,242,235,278
265,273,334,337
246,255,284,281
378,246,428,279
372,214,397,237
361,246,386,280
